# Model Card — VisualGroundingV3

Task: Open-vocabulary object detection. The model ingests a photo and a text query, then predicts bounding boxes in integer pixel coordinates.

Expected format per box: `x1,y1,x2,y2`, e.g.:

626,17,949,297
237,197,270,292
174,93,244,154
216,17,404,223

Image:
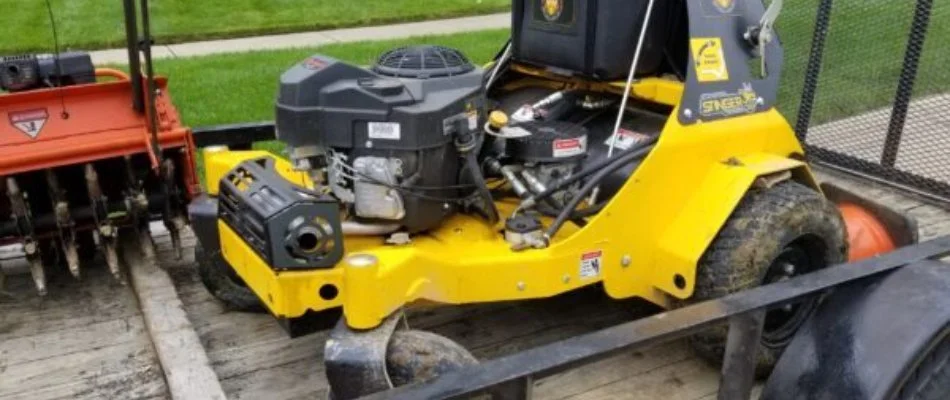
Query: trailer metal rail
363,236,950,400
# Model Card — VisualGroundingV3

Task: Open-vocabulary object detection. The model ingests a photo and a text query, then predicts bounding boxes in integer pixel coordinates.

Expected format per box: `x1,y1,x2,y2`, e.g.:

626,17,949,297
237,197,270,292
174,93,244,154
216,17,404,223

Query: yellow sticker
690,38,730,83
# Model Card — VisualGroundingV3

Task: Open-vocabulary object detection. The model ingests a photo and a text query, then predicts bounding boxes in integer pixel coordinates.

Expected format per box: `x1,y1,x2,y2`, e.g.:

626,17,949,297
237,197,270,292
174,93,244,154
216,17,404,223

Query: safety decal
604,128,653,151
9,108,49,139
553,136,587,158
690,38,730,83
699,83,759,118
367,122,401,140
580,250,602,279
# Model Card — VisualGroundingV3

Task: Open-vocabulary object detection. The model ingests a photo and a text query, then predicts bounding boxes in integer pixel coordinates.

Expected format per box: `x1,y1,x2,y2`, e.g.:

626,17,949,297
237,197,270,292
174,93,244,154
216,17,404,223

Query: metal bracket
325,311,406,400
745,0,784,76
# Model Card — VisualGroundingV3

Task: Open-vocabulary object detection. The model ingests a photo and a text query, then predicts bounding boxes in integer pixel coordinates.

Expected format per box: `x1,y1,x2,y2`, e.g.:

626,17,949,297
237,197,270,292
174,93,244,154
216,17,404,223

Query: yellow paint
206,102,814,330
202,149,310,195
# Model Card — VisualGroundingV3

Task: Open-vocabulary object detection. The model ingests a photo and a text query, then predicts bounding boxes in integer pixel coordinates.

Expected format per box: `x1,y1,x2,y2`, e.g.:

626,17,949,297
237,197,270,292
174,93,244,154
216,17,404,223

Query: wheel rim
761,240,822,348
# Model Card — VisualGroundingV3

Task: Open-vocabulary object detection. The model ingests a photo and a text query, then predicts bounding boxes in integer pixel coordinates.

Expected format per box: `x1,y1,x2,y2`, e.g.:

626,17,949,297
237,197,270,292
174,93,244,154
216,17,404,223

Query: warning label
552,136,587,158
604,128,653,151
690,38,730,83
9,108,49,139
580,250,602,279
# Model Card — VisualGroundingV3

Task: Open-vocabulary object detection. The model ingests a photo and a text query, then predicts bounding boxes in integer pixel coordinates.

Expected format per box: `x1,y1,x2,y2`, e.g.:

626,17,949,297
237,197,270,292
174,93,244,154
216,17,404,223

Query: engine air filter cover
507,121,589,163
372,45,475,79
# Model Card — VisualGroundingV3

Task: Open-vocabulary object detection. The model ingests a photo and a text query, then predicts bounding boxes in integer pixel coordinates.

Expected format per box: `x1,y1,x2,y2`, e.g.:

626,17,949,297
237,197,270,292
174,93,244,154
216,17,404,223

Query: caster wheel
195,242,264,312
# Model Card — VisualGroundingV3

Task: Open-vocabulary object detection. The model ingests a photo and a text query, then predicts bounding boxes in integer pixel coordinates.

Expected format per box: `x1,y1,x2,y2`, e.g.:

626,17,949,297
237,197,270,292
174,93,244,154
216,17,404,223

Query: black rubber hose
545,145,655,240
527,136,659,206
464,151,500,225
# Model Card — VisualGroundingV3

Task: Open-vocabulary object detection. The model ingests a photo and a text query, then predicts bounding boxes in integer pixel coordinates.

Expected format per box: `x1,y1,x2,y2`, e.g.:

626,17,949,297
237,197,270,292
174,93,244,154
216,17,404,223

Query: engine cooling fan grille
372,45,474,79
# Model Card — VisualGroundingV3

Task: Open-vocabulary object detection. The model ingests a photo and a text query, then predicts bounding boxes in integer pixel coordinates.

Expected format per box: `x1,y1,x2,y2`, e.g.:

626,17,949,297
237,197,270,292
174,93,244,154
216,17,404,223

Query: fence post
794,0,835,142
881,0,935,167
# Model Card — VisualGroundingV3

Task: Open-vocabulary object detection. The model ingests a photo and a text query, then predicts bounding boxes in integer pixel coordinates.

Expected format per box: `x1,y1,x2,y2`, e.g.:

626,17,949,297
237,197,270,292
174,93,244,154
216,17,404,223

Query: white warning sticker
368,122,401,140
552,136,587,158
604,128,652,151
9,108,49,139
580,250,603,279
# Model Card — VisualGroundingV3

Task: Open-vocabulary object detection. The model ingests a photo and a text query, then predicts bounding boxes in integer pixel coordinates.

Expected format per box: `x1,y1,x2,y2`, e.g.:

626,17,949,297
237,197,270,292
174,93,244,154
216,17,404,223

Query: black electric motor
0,52,95,92
275,46,487,232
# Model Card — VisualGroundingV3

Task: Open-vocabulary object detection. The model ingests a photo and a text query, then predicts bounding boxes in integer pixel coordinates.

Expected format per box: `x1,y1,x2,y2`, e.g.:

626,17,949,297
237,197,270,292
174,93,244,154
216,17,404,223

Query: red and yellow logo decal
541,0,563,21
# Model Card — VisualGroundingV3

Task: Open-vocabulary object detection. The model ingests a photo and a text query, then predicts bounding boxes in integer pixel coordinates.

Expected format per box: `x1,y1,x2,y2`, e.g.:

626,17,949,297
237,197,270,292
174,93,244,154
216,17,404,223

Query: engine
275,46,487,233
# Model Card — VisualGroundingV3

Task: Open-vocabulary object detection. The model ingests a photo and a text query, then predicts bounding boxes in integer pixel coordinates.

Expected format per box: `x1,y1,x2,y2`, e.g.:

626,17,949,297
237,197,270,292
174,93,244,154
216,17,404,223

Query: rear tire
897,333,950,400
195,242,264,312
686,181,848,376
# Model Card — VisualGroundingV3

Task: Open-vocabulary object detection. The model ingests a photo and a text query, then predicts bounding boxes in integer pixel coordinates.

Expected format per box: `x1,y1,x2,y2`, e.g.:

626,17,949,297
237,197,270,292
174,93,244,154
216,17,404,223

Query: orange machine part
0,75,201,196
839,202,898,261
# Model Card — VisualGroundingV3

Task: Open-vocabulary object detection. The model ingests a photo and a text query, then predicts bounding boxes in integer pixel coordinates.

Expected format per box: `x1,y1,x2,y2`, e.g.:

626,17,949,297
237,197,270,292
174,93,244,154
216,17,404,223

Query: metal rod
605,0,657,160
590,0,657,205
881,0,934,167
122,0,144,113
717,310,767,400
371,236,950,400
139,0,163,165
794,0,835,141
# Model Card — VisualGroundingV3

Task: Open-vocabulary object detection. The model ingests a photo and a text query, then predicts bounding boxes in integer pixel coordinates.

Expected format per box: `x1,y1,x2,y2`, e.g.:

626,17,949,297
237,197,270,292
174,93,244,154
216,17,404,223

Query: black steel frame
795,0,947,204
358,236,950,400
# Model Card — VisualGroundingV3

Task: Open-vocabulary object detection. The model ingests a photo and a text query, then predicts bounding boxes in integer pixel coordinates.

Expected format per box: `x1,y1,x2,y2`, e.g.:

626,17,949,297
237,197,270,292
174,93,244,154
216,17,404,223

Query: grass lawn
0,0,508,54
157,29,509,155
136,2,944,156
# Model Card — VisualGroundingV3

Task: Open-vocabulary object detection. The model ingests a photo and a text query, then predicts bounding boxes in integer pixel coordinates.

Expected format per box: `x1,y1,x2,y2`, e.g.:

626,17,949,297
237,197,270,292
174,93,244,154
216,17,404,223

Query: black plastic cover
218,157,343,270
511,0,680,80
275,54,485,152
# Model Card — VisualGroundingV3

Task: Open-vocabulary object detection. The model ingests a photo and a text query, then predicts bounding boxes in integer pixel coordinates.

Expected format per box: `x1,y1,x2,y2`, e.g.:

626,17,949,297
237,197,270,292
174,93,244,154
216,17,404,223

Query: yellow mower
189,0,911,397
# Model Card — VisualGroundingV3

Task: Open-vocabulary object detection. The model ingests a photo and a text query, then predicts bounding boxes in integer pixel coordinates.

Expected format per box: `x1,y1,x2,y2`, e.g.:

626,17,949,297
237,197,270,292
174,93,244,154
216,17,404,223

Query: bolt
782,263,796,276
621,255,632,268
517,281,526,291
562,275,570,284
756,97,765,106
443,203,451,210
99,225,114,237
684,109,693,118
365,141,373,148
24,241,37,254
783,303,794,312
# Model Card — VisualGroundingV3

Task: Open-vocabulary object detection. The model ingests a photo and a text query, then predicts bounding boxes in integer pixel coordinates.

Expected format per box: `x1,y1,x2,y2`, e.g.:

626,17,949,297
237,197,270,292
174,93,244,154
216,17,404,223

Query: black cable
463,150,500,224
44,0,69,119
545,145,655,240
527,136,659,206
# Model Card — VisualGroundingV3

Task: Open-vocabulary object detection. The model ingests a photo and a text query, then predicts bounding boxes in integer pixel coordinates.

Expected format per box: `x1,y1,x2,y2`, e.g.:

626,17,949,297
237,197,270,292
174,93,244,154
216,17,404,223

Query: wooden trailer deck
2,168,948,400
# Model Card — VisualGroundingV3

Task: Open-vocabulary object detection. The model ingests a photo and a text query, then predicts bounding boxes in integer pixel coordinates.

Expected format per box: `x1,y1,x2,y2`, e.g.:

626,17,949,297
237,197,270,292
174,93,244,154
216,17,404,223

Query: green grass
157,29,509,155
0,0,509,54
776,0,950,125
145,2,946,152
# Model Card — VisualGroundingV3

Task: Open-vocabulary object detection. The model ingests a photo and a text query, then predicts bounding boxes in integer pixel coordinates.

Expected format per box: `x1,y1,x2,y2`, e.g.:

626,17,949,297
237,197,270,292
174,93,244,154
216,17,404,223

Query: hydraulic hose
544,144,655,241
464,151,500,225
522,136,659,209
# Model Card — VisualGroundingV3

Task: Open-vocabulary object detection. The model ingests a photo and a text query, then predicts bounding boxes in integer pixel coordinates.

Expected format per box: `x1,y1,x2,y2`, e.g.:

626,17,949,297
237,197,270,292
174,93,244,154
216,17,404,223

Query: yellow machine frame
204,74,815,330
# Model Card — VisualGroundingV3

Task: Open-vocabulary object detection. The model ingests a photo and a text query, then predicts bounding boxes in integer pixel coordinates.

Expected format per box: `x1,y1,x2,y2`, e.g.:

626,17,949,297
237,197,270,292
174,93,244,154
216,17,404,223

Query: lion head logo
713,0,736,13
541,0,563,21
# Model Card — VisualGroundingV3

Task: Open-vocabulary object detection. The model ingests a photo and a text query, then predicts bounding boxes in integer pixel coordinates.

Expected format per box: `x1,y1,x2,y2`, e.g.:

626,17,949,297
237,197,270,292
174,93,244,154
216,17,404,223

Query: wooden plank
0,262,170,400
122,236,226,400
0,336,167,400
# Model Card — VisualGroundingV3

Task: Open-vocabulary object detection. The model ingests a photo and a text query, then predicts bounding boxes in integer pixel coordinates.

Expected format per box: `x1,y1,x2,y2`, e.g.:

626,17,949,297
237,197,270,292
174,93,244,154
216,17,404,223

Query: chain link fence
779,0,950,204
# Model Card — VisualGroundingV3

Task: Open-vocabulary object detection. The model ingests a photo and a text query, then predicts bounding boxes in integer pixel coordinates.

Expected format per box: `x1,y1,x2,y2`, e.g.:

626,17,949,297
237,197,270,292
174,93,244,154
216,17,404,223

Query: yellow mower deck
203,81,814,330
